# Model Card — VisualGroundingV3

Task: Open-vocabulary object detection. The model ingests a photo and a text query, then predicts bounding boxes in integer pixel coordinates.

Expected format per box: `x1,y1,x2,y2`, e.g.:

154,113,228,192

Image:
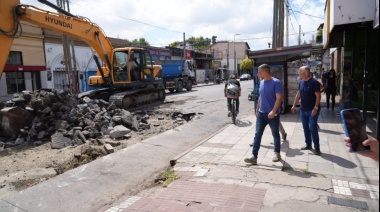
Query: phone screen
340,109,369,152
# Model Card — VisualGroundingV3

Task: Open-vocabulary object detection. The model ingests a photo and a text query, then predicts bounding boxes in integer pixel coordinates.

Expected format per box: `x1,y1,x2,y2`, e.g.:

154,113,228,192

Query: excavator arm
0,0,166,112
0,0,113,82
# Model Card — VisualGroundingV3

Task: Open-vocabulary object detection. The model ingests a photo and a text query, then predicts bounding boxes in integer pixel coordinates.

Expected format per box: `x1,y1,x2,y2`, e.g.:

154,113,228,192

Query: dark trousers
227,98,239,112
326,86,336,109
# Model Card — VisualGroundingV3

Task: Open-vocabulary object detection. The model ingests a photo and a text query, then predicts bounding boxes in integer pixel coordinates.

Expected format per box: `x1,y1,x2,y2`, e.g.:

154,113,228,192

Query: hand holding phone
340,108,370,152
344,136,379,162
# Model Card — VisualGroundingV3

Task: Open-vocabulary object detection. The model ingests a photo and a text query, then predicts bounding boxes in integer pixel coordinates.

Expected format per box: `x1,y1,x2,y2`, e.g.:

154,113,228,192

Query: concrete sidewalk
105,99,379,211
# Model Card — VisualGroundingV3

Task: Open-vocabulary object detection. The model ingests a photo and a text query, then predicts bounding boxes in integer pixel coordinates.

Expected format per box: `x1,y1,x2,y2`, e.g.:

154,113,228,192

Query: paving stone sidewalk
105,95,379,212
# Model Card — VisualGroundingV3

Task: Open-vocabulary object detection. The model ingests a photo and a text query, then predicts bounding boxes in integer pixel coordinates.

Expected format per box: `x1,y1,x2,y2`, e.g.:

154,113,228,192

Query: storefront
248,44,319,109
323,0,379,139
0,23,47,101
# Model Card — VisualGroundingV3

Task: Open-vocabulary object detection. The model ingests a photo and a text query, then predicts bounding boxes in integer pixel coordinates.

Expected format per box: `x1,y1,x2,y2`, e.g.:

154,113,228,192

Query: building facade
1,28,175,99
210,41,250,77
0,22,47,102
323,0,379,139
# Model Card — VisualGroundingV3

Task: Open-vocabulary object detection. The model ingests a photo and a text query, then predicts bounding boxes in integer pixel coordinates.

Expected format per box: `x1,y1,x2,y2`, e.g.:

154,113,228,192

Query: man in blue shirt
244,64,283,165
291,66,322,155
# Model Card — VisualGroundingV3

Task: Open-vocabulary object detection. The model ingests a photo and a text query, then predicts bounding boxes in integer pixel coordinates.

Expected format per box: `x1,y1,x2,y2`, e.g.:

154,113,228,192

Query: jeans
227,97,239,112
300,109,320,149
252,112,281,158
279,121,286,138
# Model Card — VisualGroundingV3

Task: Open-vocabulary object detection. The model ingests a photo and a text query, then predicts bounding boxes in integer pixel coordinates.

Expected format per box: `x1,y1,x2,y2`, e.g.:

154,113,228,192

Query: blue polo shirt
299,78,320,111
259,77,283,114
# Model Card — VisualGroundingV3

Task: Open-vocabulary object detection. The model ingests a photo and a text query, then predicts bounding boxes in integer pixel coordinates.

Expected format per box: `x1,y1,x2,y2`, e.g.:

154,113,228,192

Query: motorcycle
215,75,221,84
204,77,209,84
248,88,255,101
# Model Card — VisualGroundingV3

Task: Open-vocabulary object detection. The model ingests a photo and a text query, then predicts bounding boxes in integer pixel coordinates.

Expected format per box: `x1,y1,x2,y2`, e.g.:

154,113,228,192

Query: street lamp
234,34,240,75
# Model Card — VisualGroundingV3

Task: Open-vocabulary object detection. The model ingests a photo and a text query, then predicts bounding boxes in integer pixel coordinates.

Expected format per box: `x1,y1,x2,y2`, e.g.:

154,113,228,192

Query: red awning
4,65,47,72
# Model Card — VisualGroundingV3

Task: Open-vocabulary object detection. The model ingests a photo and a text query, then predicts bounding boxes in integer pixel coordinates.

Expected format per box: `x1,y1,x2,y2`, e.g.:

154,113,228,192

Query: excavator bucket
0,0,20,79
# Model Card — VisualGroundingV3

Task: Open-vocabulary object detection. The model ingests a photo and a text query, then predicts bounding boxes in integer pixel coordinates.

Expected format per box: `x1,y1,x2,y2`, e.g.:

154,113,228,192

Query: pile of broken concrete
0,89,193,151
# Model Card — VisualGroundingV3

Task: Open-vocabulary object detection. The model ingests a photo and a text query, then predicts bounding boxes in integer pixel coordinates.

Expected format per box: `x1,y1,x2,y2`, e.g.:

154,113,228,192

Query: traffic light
212,36,217,44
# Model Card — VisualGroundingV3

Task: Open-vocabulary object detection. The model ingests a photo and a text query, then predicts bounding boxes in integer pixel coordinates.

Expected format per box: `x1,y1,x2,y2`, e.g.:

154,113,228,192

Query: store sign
54,67,66,71
186,50,191,60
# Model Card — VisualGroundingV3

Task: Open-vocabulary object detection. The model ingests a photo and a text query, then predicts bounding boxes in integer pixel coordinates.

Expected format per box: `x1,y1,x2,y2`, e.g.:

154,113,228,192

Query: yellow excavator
0,0,165,109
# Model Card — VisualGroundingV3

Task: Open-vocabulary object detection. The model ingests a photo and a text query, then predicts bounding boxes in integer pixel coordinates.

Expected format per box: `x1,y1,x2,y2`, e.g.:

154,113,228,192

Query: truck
155,60,195,93
0,0,166,110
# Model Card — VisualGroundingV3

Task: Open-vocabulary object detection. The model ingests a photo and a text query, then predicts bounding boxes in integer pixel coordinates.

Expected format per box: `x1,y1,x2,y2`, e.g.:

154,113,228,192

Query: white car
239,74,252,81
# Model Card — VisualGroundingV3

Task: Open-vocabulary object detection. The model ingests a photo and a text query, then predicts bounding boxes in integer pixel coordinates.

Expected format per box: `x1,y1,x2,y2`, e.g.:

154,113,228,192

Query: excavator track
108,82,166,109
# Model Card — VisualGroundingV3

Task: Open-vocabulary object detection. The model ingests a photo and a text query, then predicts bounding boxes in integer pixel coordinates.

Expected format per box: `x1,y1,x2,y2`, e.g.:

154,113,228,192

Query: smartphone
340,108,370,152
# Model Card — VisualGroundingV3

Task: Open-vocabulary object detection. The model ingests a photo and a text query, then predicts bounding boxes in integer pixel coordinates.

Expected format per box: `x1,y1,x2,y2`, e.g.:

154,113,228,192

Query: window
6,72,25,94
6,51,22,65
5,51,25,94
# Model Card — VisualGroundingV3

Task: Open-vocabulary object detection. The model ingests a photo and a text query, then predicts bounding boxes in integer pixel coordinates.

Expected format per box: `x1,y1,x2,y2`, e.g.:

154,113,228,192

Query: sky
22,0,326,51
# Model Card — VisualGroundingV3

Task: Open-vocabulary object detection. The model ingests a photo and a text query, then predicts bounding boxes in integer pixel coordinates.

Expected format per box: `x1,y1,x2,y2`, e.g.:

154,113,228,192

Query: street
0,81,261,212
163,80,256,122
1,81,379,212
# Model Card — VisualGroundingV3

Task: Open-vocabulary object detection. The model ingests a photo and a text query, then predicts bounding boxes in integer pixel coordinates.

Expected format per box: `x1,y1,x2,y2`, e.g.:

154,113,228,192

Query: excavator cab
112,49,157,84
113,51,130,83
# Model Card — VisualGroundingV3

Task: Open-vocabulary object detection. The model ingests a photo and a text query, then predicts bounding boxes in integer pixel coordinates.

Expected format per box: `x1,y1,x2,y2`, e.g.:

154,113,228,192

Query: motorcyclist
215,74,221,84
224,74,241,117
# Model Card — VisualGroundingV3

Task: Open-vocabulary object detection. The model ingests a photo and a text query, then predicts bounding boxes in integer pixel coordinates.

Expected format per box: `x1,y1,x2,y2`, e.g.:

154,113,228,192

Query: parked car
239,74,252,81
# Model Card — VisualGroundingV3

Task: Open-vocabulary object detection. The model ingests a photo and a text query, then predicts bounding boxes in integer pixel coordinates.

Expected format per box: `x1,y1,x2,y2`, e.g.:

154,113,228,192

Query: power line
299,0,309,11
288,1,301,27
240,30,318,41
68,1,183,34
291,10,324,19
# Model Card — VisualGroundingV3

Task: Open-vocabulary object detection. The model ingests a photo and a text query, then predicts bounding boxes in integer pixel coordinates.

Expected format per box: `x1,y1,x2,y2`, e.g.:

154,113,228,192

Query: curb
169,111,255,166
170,123,230,166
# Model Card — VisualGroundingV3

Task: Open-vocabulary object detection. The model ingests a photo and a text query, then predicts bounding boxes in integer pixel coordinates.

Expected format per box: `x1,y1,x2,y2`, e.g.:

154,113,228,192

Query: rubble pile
0,89,197,150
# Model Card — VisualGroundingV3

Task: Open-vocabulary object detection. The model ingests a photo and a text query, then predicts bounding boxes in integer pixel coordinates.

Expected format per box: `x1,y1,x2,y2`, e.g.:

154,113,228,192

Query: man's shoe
228,111,231,117
301,146,312,150
314,148,321,155
244,156,257,165
282,133,287,141
272,152,281,162
249,143,253,147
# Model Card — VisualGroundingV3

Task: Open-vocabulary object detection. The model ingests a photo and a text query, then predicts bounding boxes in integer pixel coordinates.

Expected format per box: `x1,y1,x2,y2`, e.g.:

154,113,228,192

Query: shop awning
311,45,325,57
4,65,47,72
248,44,313,63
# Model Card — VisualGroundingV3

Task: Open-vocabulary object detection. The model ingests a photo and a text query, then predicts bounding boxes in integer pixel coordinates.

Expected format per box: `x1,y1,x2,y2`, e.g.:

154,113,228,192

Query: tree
168,41,180,47
168,37,210,51
316,28,323,44
133,38,150,46
240,57,254,72
125,39,133,46
125,38,150,46
187,36,208,51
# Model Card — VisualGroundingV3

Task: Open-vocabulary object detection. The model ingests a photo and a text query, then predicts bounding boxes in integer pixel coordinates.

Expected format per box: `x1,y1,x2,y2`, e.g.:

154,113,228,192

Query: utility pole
279,0,284,48
286,0,289,46
272,0,278,48
70,39,78,94
227,42,229,71
183,32,186,60
272,0,284,48
234,34,240,75
57,0,77,93
298,25,301,45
